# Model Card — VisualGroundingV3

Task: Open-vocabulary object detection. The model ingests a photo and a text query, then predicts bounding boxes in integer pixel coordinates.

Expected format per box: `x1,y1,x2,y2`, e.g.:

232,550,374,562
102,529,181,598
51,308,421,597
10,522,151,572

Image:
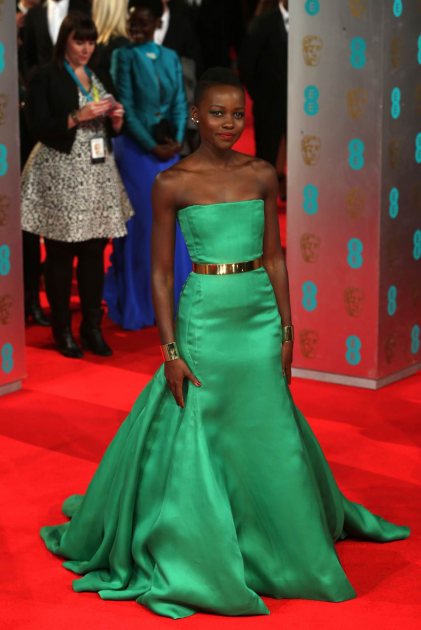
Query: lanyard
64,60,100,102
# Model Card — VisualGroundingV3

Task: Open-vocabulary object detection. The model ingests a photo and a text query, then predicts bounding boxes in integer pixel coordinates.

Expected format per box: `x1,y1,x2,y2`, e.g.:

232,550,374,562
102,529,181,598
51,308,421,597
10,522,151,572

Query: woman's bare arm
151,172,177,344
151,172,201,406
260,162,293,382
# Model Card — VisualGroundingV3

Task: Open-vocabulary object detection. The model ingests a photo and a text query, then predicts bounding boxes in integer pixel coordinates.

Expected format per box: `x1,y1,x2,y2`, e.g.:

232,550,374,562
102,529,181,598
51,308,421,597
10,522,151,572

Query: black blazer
89,36,130,93
238,8,288,124
26,63,115,154
22,0,91,76
163,8,203,77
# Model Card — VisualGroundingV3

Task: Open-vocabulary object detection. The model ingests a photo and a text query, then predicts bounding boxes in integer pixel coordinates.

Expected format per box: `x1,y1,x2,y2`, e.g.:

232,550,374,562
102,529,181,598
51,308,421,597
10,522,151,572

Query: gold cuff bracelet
161,341,180,362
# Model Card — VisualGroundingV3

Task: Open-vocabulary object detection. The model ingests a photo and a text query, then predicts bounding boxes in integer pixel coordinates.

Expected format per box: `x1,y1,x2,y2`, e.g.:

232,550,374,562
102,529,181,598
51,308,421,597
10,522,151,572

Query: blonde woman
91,0,130,80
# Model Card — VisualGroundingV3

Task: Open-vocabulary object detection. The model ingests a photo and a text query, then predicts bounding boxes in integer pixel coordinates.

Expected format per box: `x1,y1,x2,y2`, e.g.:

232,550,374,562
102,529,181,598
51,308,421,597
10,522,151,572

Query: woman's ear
190,105,199,124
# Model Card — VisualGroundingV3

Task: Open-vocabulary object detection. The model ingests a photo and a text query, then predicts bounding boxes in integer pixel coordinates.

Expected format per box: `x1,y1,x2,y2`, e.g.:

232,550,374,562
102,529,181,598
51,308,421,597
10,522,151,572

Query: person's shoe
80,308,113,356
25,296,50,327
80,327,112,356
53,328,84,359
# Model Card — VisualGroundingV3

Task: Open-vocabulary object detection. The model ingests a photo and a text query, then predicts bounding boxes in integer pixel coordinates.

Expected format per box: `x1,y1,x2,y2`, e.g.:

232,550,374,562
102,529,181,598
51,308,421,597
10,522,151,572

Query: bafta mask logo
299,329,319,359
349,0,367,18
0,94,7,127
385,236,400,267
301,135,321,166
344,287,364,317
345,187,365,219
0,194,9,226
390,36,402,69
411,183,421,212
412,285,421,309
300,233,321,263
388,138,400,169
0,293,12,325
415,84,421,116
302,36,323,67
385,334,397,364
346,88,368,120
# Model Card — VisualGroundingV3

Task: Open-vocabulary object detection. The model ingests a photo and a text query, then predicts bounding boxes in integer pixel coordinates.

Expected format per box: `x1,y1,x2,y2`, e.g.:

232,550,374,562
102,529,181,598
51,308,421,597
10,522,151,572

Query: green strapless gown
41,200,409,619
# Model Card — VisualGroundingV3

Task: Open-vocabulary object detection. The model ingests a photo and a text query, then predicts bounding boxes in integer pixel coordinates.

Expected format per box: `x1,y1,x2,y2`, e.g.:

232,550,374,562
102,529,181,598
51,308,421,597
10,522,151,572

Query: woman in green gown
41,68,409,619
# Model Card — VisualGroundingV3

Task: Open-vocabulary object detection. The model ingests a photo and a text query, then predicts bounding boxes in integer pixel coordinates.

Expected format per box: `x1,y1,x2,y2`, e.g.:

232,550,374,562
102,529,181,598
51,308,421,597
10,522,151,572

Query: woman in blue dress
104,0,191,330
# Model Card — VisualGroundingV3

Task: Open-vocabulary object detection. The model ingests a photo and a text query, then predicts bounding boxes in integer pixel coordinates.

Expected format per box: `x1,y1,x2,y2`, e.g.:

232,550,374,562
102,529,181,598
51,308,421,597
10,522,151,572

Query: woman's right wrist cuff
161,341,180,362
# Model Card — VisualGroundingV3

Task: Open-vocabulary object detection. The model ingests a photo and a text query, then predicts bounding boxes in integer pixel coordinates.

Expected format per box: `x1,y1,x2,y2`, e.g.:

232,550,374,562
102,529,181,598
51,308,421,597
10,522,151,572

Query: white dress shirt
154,8,170,46
279,2,289,33
47,0,70,45
17,1,29,14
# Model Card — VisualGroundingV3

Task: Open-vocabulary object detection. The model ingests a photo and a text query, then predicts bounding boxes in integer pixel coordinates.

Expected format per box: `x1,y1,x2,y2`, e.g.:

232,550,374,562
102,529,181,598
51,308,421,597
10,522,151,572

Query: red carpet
1,318,420,629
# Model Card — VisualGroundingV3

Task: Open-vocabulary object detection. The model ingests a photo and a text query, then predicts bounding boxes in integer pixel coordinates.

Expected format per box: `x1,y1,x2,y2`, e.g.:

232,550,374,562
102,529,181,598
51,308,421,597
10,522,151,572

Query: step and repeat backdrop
287,0,421,388
0,1,25,395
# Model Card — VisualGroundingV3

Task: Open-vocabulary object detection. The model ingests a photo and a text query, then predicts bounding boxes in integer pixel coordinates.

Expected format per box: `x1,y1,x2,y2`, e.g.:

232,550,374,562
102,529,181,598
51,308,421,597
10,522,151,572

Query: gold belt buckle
192,257,263,275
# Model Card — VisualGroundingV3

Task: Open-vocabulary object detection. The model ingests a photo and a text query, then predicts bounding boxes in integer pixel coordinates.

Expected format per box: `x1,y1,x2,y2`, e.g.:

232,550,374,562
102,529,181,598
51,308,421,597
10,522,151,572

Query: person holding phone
21,12,133,359
104,0,191,331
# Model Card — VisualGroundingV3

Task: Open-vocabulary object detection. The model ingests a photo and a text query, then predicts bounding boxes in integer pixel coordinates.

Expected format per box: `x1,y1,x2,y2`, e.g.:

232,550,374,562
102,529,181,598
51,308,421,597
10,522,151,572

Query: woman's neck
196,142,236,169
65,58,85,73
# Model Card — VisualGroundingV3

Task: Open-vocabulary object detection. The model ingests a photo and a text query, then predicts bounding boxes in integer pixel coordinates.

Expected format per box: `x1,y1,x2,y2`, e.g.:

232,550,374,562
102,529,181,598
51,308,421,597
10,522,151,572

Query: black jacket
163,8,203,77
22,0,91,76
238,8,288,120
26,63,115,154
90,36,130,91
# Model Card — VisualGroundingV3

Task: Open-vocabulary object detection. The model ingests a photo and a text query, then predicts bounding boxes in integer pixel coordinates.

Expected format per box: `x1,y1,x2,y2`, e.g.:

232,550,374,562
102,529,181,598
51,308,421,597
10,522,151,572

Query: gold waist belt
192,257,263,275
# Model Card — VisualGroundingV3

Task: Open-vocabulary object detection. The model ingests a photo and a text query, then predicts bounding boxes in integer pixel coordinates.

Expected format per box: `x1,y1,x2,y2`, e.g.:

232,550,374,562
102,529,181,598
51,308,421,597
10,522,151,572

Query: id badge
90,136,105,164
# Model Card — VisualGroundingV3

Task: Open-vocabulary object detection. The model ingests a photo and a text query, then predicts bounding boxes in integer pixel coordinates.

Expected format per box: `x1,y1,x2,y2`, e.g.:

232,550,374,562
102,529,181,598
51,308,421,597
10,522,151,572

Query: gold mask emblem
388,139,400,169
0,294,12,326
412,285,421,309
299,329,319,359
346,88,368,120
344,287,364,317
0,194,9,227
302,36,323,67
0,94,7,127
411,183,421,213
385,237,400,267
301,135,321,166
300,233,321,263
348,0,367,18
390,36,402,69
385,334,397,364
415,85,421,116
345,188,365,219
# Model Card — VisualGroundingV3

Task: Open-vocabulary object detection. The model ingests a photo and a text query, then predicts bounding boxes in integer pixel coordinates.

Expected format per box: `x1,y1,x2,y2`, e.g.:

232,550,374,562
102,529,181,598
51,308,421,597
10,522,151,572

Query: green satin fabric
41,200,409,619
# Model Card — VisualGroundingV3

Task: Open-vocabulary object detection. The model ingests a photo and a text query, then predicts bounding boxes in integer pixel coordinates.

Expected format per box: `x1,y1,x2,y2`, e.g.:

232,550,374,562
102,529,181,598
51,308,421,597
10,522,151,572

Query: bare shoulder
250,157,278,185
234,153,278,195
153,156,197,207
154,162,185,198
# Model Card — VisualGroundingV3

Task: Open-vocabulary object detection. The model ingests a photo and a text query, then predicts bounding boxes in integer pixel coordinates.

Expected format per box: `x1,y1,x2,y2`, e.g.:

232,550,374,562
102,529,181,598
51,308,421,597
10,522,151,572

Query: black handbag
153,118,176,144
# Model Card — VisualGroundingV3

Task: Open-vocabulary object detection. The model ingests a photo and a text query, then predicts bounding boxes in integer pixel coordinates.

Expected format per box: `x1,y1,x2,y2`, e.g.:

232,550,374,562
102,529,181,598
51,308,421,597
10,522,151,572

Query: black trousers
44,237,107,327
22,230,42,299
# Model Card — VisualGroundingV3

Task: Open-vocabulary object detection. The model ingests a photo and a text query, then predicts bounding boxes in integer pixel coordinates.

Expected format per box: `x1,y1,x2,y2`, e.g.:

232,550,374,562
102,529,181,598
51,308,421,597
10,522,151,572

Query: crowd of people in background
16,0,289,358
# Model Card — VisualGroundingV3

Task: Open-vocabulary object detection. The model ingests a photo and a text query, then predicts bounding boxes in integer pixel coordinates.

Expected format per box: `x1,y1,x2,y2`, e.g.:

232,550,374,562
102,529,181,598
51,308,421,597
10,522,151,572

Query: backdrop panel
287,0,420,388
0,1,25,395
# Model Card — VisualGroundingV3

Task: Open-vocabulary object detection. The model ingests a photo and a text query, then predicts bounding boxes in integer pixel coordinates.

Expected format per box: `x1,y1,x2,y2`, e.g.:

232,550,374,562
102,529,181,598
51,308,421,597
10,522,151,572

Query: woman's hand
281,341,293,385
164,358,201,408
77,101,110,122
107,103,125,132
152,141,181,161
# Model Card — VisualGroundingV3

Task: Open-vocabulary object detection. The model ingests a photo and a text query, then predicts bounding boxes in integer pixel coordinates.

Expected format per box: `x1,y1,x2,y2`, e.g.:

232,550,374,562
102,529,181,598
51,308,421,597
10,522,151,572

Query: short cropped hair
128,0,164,19
53,13,97,66
194,67,244,105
